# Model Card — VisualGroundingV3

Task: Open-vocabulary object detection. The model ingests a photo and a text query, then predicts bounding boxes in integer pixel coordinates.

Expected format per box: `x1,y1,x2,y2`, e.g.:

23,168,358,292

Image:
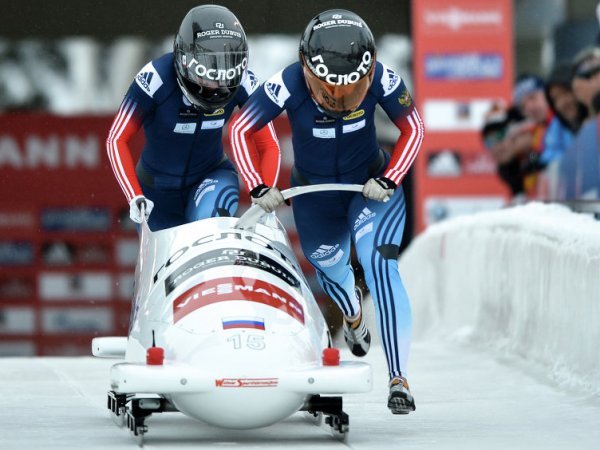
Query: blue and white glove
362,177,396,202
250,184,285,213
129,195,154,223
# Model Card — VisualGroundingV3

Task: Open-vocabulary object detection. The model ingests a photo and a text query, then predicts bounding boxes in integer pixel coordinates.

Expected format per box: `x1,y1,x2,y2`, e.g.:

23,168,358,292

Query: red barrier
0,113,307,356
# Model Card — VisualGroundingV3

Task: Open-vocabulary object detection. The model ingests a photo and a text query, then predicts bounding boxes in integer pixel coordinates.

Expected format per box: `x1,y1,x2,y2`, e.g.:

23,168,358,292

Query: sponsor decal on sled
173,277,305,324
164,247,300,295
215,377,278,388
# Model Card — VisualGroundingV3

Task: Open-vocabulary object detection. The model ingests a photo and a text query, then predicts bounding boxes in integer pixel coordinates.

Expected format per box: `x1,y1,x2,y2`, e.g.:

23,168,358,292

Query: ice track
1,338,599,450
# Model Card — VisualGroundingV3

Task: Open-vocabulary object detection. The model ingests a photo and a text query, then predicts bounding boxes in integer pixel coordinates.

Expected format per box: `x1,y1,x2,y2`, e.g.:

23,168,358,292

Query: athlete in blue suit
230,10,424,414
107,5,279,231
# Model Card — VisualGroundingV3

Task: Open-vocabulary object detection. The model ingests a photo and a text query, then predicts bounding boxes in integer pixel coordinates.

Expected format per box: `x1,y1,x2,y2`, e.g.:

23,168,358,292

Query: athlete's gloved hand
129,195,154,223
250,184,285,213
362,177,397,202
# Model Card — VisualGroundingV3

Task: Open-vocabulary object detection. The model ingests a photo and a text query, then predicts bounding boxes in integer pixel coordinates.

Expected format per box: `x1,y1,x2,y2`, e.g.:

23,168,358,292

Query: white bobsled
92,184,372,442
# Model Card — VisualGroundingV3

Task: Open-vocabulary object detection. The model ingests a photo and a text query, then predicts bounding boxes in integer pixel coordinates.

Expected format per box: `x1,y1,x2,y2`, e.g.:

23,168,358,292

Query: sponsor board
421,4,504,33
463,153,498,175
41,208,110,232
41,241,111,266
0,134,100,170
39,272,112,301
412,0,513,230
0,241,34,265
41,307,113,333
0,341,36,357
115,239,139,267
423,99,498,131
0,308,35,334
426,151,462,177
425,53,503,80
0,211,34,229
117,273,135,300
0,276,34,299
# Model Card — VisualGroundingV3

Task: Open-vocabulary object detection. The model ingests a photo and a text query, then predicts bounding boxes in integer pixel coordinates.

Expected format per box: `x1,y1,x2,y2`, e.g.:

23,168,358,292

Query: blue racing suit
107,52,280,231
230,61,424,379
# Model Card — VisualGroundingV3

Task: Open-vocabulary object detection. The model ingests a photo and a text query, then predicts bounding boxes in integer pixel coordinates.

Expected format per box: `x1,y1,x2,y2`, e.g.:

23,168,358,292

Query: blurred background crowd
481,3,600,203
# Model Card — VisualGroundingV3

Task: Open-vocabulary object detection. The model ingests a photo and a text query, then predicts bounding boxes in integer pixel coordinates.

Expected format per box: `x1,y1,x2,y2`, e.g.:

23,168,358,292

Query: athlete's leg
185,167,239,221
349,187,412,379
292,193,360,318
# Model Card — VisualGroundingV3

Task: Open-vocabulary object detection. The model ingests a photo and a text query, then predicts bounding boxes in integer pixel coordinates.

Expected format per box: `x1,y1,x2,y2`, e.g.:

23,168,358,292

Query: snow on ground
1,338,599,449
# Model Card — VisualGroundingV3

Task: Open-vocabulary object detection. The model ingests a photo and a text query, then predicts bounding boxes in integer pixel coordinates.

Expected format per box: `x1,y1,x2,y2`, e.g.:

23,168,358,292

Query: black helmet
299,9,376,118
174,5,248,111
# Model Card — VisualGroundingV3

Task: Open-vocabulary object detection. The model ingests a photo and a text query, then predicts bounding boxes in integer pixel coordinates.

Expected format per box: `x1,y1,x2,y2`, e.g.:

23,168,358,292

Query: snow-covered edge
400,203,600,395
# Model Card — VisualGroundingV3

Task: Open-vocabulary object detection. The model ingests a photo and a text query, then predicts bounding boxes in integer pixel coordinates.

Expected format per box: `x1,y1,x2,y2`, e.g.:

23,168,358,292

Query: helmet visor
177,48,248,89
302,61,374,117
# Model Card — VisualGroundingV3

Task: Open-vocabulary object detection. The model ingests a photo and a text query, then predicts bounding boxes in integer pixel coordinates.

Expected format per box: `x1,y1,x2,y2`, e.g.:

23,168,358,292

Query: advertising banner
412,0,514,230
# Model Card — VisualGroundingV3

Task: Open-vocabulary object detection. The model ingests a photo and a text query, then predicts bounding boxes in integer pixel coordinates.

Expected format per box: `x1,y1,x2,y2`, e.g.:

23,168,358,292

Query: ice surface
0,339,599,449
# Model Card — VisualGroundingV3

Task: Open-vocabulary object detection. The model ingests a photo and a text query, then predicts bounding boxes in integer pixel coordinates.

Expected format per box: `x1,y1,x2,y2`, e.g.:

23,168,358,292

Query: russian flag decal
222,317,265,330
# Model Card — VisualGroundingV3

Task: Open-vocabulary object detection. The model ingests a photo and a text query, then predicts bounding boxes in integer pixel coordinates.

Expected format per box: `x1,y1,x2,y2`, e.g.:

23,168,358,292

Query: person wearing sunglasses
571,47,600,119
230,9,424,415
558,47,600,200
107,5,280,230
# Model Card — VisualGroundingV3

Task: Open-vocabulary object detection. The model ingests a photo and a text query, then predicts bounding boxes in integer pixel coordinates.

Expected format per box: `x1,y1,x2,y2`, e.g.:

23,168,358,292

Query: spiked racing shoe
342,312,371,357
388,376,416,414
342,287,371,356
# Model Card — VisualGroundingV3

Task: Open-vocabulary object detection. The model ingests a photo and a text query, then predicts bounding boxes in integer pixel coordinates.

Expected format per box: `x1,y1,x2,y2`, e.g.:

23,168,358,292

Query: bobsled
92,184,372,443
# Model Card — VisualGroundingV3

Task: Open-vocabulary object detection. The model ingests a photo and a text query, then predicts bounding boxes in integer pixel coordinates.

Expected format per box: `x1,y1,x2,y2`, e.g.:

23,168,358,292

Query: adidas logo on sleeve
264,70,290,107
135,62,164,97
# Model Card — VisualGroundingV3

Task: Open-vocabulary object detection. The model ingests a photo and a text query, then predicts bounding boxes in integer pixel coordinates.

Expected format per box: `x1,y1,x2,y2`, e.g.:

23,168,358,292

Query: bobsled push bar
235,183,364,230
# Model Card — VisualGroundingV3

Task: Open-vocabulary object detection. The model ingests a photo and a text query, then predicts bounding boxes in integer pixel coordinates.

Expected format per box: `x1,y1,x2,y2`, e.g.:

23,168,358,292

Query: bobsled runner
92,184,372,444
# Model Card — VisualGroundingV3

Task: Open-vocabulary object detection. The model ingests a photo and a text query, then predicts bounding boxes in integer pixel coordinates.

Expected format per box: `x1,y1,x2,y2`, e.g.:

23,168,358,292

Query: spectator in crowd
559,47,600,199
481,104,528,200
571,47,600,118
509,75,554,195
482,75,553,199
543,63,585,164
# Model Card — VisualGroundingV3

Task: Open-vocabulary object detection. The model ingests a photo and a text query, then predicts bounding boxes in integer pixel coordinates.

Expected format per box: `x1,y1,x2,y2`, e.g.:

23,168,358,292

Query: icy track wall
399,203,600,394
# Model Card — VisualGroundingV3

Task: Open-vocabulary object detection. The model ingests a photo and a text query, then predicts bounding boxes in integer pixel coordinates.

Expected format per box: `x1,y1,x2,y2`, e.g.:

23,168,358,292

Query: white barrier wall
400,203,600,394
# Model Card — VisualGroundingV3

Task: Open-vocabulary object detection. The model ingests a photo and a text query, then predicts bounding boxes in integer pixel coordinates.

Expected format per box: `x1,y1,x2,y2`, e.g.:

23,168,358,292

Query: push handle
235,183,364,230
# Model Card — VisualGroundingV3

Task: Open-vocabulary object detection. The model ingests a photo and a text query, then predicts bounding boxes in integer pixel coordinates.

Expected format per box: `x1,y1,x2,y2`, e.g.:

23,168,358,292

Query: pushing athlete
230,9,424,414
107,5,279,231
